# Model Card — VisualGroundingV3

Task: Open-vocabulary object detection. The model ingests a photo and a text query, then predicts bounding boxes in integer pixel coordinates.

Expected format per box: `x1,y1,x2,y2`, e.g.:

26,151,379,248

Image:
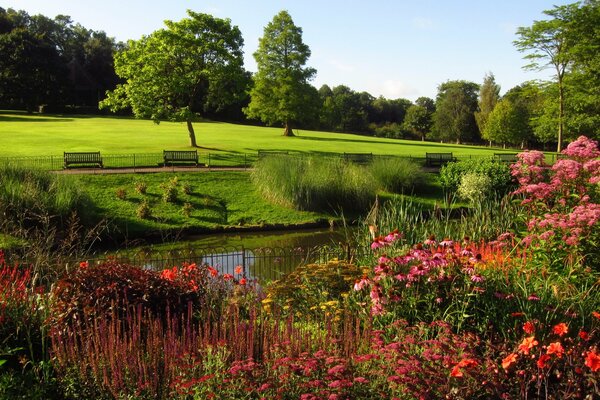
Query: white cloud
376,80,419,99
412,17,435,30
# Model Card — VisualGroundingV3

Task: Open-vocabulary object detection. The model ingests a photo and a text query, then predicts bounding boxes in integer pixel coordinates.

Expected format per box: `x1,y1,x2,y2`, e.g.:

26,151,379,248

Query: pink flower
562,136,600,159
353,276,369,291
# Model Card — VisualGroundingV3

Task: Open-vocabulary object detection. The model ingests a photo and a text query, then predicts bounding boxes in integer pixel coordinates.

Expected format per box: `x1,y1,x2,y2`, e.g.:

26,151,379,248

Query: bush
134,181,147,194
440,158,513,196
457,172,492,203
49,261,209,330
369,157,428,193
115,187,126,200
136,200,151,219
162,184,178,203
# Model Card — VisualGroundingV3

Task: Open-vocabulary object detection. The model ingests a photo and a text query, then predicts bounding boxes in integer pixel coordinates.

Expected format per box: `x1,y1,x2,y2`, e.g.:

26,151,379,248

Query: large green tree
483,99,529,147
101,11,246,147
403,104,433,141
514,3,579,152
432,80,479,143
245,10,318,136
475,72,501,145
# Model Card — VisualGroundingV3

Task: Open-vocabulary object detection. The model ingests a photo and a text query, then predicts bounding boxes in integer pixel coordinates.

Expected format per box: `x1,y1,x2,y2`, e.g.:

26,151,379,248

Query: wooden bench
163,150,199,166
343,152,373,165
494,153,518,163
425,152,456,167
64,152,103,169
257,150,289,160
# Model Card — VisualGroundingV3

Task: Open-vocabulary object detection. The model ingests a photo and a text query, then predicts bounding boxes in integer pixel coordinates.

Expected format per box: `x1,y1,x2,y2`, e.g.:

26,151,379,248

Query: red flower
552,322,568,337
523,321,535,334
546,342,565,358
207,266,218,277
511,312,525,317
585,351,600,372
579,330,589,341
518,336,538,355
450,365,463,377
502,353,518,370
160,267,177,281
592,311,600,320
239,278,247,285
537,354,551,369
79,261,88,268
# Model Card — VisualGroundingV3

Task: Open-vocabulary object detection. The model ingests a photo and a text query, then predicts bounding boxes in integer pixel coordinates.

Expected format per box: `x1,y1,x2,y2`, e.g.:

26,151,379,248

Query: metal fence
6,244,368,283
0,151,508,172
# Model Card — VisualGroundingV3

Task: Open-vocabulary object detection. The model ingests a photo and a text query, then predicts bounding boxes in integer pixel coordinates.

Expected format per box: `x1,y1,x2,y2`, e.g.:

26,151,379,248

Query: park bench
425,152,456,167
257,150,289,159
343,152,373,165
494,153,518,163
163,150,199,166
63,151,103,169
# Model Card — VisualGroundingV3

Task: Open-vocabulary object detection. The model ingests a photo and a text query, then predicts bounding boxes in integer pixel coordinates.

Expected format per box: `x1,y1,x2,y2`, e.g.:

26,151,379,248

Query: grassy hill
0,110,513,157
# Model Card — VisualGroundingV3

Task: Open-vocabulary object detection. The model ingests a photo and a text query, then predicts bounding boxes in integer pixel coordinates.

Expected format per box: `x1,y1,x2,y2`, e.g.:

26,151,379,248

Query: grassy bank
0,110,513,157
77,171,330,244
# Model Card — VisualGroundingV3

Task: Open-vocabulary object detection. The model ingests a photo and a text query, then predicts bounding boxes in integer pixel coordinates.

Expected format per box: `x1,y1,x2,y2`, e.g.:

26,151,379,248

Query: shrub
134,181,147,194
115,187,126,200
182,202,193,217
136,200,151,219
162,184,178,203
181,183,192,195
368,157,428,193
457,172,492,203
49,261,208,330
440,158,513,196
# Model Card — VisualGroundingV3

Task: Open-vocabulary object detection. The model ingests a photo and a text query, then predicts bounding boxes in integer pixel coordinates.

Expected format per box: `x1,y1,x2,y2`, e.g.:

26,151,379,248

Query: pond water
99,226,364,283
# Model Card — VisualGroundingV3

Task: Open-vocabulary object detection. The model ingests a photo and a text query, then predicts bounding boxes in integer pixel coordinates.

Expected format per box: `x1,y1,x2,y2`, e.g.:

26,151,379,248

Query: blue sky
4,0,575,101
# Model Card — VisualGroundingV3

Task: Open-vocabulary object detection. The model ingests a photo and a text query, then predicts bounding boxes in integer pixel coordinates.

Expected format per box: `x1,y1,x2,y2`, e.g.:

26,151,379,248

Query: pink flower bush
511,136,600,251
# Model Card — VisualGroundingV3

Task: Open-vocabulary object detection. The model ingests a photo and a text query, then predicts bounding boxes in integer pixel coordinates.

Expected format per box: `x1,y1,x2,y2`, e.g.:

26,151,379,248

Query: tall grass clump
369,156,429,193
252,155,376,212
0,164,90,229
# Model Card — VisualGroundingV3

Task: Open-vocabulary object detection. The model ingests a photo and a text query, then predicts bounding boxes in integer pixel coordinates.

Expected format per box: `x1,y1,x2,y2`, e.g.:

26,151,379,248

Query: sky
4,0,576,101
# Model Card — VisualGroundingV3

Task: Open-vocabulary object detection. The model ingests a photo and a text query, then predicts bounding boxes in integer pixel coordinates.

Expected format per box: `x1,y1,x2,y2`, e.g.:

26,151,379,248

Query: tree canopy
432,80,479,144
100,11,247,147
475,72,501,145
244,10,319,136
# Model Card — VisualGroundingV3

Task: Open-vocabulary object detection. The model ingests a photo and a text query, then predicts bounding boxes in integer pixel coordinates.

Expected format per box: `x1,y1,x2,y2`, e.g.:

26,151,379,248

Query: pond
95,226,364,283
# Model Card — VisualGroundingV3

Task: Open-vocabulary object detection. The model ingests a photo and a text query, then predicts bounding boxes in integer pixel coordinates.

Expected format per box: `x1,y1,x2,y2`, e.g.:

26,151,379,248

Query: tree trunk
557,78,564,153
421,134,425,142
283,119,295,137
187,119,198,147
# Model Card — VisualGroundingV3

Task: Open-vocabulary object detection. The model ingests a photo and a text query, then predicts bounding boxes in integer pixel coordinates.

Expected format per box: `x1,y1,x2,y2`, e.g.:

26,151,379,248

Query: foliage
402,104,432,141
368,157,429,194
251,155,377,213
100,11,247,147
484,98,529,146
245,10,319,136
475,72,501,142
432,80,480,143
439,157,514,195
263,260,366,318
136,200,151,220
510,135,600,268
457,172,492,203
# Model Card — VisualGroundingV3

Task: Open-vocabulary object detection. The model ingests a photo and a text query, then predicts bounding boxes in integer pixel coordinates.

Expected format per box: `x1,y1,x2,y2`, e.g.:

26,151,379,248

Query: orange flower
523,321,535,334
235,265,243,275
546,341,564,358
160,267,177,281
502,353,518,370
593,311,600,320
585,351,600,372
207,266,218,277
552,323,568,337
537,354,551,369
579,330,589,341
518,336,539,355
450,365,463,377
457,358,478,368
79,261,88,268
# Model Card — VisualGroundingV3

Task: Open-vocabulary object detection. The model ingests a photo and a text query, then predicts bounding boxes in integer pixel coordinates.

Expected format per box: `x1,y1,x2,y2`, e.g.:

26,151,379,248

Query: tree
483,99,529,147
475,72,501,145
514,3,579,152
244,10,318,136
432,80,479,143
403,104,433,141
101,11,246,147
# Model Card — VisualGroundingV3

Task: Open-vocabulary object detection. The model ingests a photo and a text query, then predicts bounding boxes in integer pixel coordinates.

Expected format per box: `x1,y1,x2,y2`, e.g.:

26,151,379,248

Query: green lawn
77,171,329,243
0,110,515,157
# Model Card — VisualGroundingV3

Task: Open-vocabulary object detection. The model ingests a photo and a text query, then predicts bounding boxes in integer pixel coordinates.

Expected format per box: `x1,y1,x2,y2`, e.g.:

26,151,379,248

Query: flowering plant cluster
510,136,600,256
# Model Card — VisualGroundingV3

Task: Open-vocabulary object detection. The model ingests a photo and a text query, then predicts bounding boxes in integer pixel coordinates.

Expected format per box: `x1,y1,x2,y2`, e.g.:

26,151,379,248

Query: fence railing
6,244,368,283
0,151,509,172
